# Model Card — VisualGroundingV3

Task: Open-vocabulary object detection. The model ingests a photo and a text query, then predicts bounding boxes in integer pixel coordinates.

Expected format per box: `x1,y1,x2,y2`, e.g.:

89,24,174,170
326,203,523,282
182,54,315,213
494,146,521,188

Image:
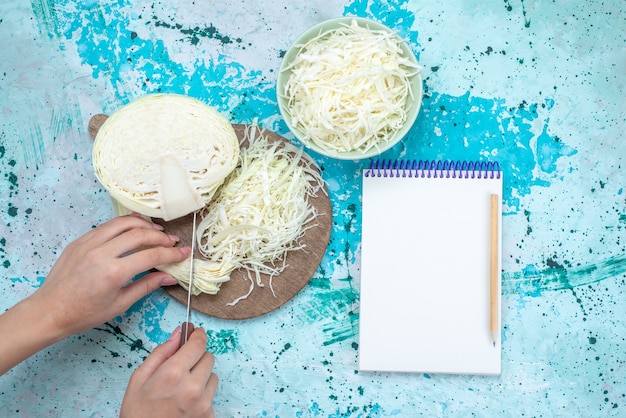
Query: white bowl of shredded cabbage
277,17,423,160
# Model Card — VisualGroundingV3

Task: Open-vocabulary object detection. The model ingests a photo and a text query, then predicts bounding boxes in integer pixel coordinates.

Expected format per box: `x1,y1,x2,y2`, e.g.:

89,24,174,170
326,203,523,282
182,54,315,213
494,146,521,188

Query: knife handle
179,322,194,348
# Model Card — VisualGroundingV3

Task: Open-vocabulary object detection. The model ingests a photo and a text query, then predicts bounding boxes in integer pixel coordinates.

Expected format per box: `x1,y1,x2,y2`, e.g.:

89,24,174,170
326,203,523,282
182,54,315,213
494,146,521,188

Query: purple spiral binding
364,159,501,179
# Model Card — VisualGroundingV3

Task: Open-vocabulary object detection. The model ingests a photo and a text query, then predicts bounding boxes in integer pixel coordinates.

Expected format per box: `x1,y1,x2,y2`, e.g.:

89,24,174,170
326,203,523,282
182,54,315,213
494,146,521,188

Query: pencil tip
493,341,496,347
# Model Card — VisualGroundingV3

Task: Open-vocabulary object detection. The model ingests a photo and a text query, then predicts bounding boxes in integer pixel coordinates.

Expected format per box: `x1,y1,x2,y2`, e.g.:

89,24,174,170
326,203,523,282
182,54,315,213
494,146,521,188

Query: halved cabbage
93,94,239,220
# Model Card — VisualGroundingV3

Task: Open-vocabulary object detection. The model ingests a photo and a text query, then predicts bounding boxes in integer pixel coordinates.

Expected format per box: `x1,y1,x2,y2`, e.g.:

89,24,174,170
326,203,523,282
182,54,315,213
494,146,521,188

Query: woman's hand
0,215,191,375
121,326,219,417
35,215,190,337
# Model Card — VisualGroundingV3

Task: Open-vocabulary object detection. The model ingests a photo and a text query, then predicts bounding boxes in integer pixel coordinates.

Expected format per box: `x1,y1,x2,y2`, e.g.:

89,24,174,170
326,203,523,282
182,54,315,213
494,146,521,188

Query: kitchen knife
179,210,197,348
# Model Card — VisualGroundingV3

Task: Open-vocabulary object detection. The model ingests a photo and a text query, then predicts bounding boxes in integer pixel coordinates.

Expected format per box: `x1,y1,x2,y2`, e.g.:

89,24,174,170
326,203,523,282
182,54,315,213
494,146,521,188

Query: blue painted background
1,0,624,416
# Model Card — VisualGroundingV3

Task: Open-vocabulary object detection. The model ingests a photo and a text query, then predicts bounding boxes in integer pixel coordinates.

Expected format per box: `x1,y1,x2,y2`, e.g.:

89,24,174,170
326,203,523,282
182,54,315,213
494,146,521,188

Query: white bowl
277,17,423,160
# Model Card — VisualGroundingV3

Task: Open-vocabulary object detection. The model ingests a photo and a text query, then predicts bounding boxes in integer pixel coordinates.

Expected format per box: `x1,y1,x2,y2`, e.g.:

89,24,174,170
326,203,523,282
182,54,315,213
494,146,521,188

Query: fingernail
168,234,180,242
179,246,192,256
169,325,182,341
160,275,179,286
152,223,164,231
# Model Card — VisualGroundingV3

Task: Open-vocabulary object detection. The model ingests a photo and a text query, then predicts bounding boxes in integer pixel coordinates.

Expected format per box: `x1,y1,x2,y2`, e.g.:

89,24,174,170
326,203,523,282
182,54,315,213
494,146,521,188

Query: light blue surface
1,0,625,416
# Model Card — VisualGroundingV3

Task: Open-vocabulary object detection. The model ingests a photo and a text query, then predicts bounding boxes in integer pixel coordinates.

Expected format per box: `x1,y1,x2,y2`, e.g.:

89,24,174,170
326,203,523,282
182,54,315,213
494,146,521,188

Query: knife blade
180,210,197,348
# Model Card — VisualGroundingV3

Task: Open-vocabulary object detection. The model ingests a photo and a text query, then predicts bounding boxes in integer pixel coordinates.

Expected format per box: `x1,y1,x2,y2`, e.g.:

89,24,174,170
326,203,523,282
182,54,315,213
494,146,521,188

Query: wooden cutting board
89,115,332,320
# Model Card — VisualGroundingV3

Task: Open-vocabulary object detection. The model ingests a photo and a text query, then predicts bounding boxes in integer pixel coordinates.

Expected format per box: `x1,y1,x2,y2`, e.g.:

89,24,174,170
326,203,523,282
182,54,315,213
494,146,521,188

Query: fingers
206,371,219,398
75,215,190,275
182,351,218,414
78,215,160,247
100,226,180,258
118,270,180,309
129,326,217,416
94,231,189,299
137,327,210,380
185,329,218,396
191,350,217,387
172,327,209,371
133,326,182,381
120,245,191,279
145,270,179,287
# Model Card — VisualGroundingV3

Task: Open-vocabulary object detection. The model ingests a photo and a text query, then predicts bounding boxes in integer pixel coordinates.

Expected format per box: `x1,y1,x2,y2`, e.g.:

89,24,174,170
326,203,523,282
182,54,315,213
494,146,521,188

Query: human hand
29,215,191,340
121,326,219,417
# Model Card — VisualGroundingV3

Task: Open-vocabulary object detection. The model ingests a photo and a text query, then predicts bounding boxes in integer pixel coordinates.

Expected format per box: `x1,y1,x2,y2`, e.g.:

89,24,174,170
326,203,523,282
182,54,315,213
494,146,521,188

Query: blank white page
359,164,502,375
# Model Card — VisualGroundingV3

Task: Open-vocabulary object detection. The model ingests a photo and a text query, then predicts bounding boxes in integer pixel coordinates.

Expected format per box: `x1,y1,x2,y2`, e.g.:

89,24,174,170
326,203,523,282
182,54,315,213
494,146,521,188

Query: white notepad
359,160,503,375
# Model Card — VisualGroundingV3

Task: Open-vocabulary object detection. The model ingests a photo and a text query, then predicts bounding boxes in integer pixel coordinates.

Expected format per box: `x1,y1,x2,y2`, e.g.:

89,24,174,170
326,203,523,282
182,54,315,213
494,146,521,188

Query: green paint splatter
274,342,293,362
151,17,239,47
130,339,144,351
309,277,331,290
207,329,239,355
323,310,358,346
95,322,150,355
30,0,61,38
503,254,626,296
7,204,18,217
7,173,17,188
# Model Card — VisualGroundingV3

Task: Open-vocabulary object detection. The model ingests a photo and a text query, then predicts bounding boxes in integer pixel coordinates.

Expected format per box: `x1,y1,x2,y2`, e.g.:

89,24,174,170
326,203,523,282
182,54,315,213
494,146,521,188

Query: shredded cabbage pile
282,19,421,154
161,125,325,301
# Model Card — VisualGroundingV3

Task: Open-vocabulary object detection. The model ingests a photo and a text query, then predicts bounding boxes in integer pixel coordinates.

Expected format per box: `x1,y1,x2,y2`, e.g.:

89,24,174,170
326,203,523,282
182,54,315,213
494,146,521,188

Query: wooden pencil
490,194,500,347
